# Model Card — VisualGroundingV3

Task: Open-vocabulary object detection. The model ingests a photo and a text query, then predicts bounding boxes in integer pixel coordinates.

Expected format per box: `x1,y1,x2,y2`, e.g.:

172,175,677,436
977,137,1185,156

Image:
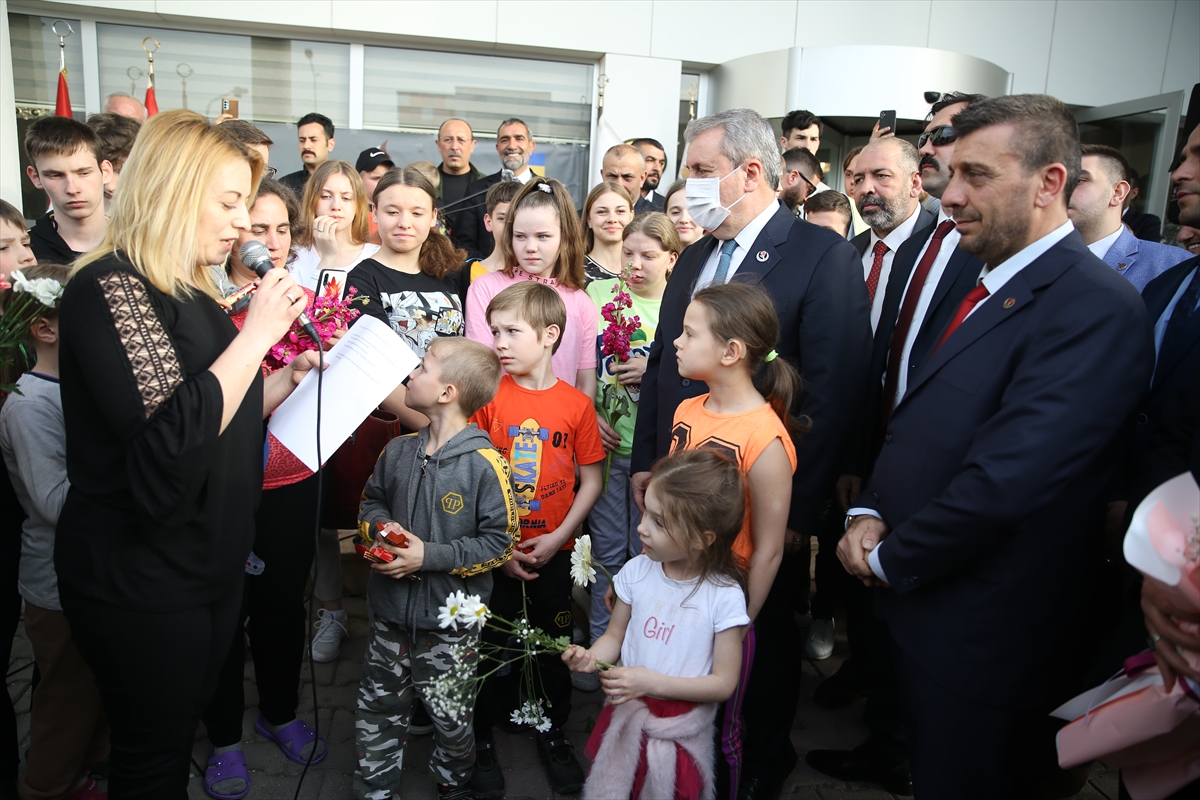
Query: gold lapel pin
1003,297,1016,309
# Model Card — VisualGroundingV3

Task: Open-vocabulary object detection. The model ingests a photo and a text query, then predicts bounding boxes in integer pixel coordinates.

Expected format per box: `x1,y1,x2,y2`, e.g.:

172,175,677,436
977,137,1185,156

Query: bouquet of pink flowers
1054,472,1200,798
263,285,367,372
597,265,641,492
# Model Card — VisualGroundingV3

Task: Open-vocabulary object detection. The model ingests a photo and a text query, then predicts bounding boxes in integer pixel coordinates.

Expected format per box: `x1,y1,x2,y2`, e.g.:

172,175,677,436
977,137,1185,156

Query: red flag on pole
55,69,72,117
145,76,158,117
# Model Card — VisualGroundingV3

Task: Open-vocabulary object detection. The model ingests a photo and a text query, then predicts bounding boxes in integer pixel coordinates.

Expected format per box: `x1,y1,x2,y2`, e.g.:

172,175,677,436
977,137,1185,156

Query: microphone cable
294,342,325,800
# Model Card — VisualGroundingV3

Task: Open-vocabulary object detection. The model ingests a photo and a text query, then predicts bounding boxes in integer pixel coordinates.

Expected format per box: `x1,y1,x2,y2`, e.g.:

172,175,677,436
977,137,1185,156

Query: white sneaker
311,608,348,663
805,618,835,660
570,670,601,692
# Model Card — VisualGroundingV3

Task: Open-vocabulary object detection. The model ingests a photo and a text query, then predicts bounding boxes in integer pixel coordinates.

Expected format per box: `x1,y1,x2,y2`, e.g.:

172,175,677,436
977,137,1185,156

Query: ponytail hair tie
535,181,552,194
764,349,778,362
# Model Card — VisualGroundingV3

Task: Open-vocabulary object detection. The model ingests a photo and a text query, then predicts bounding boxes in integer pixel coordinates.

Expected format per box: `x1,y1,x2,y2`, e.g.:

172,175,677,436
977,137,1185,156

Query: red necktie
936,282,990,351
866,240,889,304
881,220,956,422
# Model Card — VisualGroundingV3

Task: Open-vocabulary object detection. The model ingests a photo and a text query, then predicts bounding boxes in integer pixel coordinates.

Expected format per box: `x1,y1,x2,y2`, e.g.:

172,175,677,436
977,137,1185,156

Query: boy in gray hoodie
354,336,519,800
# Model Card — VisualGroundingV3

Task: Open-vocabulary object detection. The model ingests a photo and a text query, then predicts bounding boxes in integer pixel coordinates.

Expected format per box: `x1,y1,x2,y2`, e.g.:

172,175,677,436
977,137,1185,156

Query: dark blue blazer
858,230,1154,706
631,203,873,535
844,209,965,477
1127,256,1200,487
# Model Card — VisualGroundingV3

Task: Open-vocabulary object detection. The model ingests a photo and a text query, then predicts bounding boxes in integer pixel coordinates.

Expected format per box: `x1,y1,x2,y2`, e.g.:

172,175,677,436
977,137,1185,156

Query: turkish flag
55,70,71,117
145,79,158,117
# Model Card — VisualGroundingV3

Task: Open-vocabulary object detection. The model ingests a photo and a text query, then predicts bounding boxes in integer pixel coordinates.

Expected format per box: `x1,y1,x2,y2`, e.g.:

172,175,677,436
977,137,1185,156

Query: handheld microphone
501,169,515,182
238,240,321,344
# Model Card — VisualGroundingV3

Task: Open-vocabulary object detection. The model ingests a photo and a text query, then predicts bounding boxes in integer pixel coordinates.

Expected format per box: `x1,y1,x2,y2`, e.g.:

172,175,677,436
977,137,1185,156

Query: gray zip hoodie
359,423,519,631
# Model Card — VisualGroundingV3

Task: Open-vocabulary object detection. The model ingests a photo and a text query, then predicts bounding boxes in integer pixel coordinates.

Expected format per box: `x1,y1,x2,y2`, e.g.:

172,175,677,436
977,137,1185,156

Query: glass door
1074,92,1184,225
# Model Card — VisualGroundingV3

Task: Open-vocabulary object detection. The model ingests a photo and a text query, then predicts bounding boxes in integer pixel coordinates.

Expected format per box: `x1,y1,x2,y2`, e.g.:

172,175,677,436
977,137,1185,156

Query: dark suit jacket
843,207,952,477
438,162,487,251
457,170,515,259
631,203,873,535
1123,208,1163,243
637,191,664,213
1127,256,1200,482
859,230,1154,706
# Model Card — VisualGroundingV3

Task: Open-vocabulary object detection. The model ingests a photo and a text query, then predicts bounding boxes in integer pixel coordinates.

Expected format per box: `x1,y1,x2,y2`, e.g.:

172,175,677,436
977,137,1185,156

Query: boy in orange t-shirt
469,281,604,796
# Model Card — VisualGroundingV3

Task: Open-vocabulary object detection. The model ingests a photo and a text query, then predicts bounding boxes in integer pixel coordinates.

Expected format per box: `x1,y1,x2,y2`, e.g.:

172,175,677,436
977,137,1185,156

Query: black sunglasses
788,169,818,194
918,125,956,149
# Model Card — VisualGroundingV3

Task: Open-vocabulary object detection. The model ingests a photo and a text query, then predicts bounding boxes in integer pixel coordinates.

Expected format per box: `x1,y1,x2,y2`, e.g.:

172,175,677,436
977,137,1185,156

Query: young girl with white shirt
563,449,750,800
287,159,380,291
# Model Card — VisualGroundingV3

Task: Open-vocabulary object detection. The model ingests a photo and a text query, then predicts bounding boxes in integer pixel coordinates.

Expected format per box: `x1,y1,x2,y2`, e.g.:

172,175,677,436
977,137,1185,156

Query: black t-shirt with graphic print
346,258,466,358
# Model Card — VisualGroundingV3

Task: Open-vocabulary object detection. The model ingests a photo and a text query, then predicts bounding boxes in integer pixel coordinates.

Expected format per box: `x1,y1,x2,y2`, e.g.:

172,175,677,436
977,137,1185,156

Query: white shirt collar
979,220,1075,295
513,168,533,184
732,199,781,252
1087,226,1124,260
868,203,923,253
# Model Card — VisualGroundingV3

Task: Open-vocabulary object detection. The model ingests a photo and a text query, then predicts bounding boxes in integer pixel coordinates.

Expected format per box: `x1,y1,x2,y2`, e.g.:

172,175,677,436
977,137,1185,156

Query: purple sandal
255,716,327,766
204,747,250,800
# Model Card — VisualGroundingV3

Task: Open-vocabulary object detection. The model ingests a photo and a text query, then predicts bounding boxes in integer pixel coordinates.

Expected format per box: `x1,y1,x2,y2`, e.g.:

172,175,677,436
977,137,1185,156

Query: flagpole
53,20,73,117
142,36,160,116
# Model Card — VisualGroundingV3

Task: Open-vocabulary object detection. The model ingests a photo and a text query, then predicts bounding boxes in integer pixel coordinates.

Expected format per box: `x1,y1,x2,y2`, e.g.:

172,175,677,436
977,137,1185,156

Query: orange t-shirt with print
471,375,607,550
669,395,798,564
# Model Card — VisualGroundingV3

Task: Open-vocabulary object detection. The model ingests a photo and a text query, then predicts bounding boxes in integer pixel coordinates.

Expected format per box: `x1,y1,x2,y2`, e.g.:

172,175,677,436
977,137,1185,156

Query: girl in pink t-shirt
563,449,750,800
465,178,597,397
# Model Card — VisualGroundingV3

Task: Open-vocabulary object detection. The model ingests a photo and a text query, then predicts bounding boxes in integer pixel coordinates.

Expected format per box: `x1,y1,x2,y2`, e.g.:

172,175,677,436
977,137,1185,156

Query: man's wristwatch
844,513,861,532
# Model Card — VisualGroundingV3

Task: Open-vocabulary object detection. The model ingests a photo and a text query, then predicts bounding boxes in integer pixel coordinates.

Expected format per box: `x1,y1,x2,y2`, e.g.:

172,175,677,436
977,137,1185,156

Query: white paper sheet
267,315,419,471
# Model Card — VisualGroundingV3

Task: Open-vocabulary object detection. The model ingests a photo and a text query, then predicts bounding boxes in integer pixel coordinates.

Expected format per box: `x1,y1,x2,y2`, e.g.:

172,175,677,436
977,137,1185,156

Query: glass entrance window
95,23,349,126
362,46,591,142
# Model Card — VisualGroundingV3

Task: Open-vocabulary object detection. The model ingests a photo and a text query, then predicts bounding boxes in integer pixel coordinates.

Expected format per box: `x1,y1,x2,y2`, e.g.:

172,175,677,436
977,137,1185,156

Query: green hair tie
764,349,778,362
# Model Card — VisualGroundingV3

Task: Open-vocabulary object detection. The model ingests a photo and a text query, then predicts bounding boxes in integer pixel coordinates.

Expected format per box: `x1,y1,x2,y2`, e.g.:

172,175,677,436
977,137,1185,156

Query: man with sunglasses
808,91,986,796
780,146,821,213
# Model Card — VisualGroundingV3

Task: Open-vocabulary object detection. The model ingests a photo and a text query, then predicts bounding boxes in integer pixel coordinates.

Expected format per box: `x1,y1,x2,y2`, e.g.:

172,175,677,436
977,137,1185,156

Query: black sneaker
537,728,585,794
469,737,505,799
410,703,435,736
437,783,475,800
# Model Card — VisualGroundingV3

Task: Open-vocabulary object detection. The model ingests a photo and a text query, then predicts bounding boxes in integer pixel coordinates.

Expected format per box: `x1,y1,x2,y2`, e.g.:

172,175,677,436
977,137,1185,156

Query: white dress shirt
861,204,923,332
857,218,1076,583
693,200,781,294
967,220,1074,319
513,168,534,184
1087,226,1123,261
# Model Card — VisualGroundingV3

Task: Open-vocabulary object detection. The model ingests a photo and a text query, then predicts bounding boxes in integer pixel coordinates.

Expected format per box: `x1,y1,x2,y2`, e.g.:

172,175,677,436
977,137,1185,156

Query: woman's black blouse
56,253,263,611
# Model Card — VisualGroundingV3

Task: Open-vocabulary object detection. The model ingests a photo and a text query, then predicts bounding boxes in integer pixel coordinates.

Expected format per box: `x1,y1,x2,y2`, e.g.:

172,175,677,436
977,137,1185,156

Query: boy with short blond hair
355,335,519,800
468,281,605,796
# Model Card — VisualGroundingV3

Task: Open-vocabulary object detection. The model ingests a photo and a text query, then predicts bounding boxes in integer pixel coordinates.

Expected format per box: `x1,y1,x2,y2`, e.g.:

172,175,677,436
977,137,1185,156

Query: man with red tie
848,138,933,334
807,92,985,796
836,94,1154,799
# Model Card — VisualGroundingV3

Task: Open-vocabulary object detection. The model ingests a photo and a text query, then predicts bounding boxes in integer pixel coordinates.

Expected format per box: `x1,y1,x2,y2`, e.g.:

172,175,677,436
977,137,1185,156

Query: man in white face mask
630,107,873,800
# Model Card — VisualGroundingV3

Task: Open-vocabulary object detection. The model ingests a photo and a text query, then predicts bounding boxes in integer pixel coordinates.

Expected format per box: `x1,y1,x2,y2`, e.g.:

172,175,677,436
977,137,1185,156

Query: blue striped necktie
712,238,738,284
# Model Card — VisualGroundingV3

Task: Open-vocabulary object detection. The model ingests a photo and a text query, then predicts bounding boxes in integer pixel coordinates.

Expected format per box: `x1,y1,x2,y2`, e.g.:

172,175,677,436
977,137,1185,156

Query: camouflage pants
354,617,479,798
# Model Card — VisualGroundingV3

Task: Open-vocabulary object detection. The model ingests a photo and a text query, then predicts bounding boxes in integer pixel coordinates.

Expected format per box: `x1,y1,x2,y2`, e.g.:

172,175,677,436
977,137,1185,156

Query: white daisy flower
437,590,469,630
570,535,597,587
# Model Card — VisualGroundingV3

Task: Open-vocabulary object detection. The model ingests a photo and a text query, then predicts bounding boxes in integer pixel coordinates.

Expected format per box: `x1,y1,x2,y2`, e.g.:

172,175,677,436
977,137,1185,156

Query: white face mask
685,163,747,232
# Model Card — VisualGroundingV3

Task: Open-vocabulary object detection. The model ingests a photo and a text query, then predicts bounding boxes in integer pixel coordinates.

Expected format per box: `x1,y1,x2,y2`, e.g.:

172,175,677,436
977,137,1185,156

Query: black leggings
203,473,322,745
474,550,574,733
60,583,241,800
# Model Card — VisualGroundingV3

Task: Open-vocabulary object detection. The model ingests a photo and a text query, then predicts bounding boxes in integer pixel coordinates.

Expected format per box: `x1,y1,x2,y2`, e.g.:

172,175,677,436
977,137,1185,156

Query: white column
0,0,21,205
348,43,364,130
81,19,100,115
592,53,682,191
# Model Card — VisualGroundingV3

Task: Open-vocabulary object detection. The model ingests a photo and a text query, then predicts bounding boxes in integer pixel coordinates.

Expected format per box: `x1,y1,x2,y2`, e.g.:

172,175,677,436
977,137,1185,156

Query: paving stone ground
7,541,1121,799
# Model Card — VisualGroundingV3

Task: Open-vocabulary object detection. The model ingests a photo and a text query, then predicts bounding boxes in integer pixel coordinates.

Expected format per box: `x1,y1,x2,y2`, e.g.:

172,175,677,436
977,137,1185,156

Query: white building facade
3,0,1197,220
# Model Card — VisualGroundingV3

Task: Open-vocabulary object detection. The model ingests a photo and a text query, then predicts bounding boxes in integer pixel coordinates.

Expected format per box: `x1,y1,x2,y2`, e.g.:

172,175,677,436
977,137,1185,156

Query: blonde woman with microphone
60,110,319,799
